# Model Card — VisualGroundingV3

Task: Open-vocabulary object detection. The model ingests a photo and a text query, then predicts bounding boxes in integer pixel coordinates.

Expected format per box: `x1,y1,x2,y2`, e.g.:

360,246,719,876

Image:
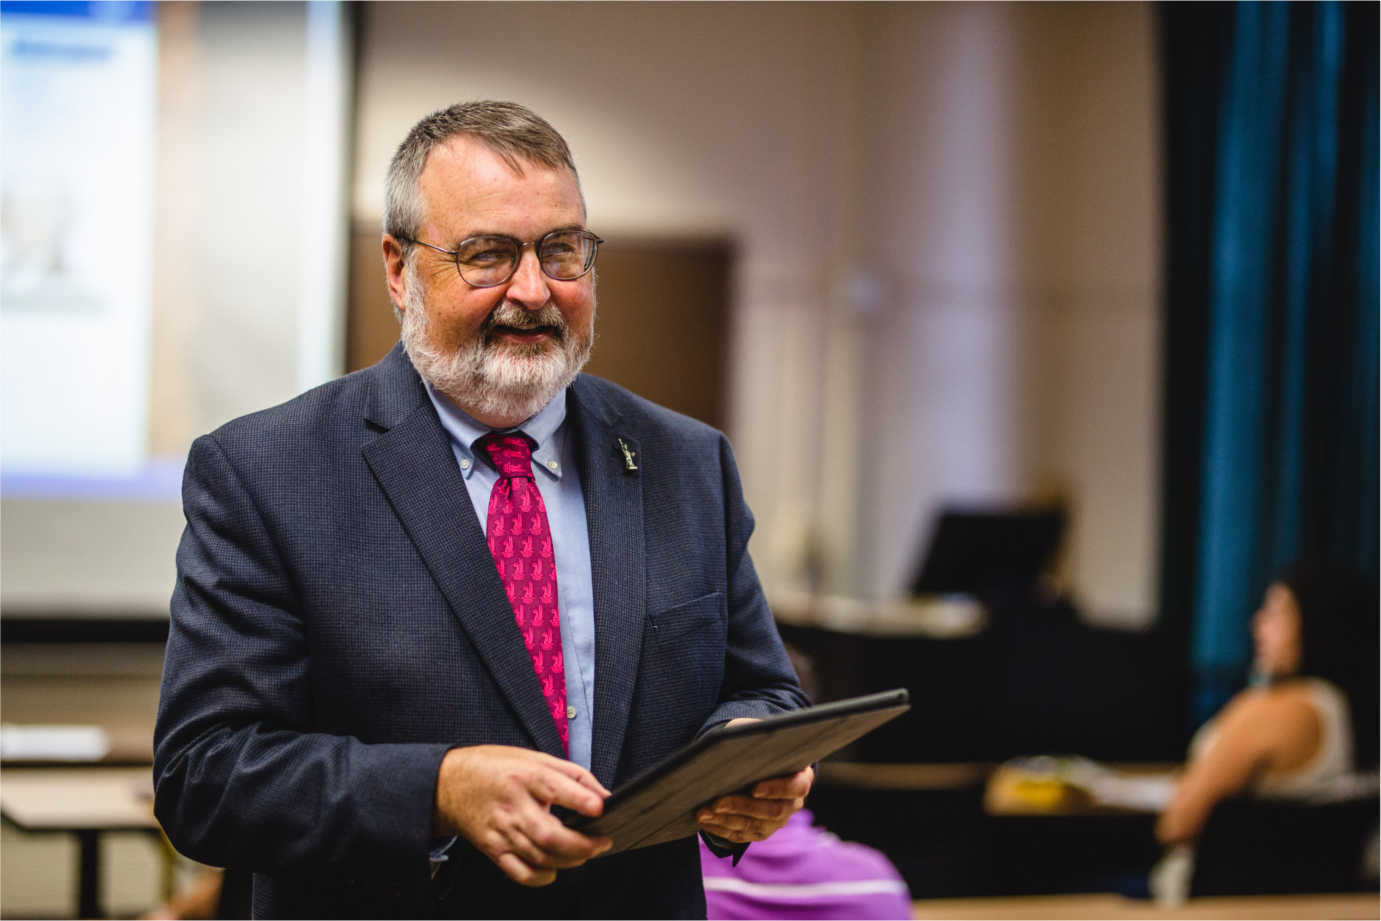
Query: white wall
851,3,1162,622
352,1,1162,624
150,0,349,452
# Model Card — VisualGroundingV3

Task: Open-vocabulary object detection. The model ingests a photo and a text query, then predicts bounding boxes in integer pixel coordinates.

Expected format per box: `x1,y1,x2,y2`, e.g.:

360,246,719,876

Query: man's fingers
699,806,795,842
752,765,815,799
702,794,800,821
699,821,745,841
499,827,556,870
495,852,557,888
489,810,611,875
699,810,750,833
530,752,611,795
495,822,593,871
699,816,771,842
437,745,615,885
522,811,611,864
527,766,607,817
697,764,813,844
563,764,612,798
531,751,612,797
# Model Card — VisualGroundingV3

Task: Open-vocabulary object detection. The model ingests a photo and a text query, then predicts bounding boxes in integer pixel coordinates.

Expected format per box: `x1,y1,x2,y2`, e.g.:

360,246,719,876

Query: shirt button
546,460,559,471
460,458,472,470
566,705,577,719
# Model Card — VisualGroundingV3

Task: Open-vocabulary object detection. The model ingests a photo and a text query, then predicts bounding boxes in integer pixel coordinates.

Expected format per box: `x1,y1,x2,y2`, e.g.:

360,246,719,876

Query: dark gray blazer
152,343,807,919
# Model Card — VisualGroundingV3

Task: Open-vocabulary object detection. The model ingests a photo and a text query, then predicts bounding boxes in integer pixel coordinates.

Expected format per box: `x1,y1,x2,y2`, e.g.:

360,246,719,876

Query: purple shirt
699,810,912,920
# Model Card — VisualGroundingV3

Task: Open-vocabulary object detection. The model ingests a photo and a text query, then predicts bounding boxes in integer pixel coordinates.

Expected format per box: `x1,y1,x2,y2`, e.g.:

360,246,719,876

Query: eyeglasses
399,228,603,288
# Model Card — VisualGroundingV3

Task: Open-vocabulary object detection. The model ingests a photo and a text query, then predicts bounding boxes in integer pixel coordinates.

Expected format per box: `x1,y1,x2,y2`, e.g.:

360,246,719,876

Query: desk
1,766,171,918
911,892,1380,919
775,603,1187,765
1,722,154,767
820,760,994,791
984,761,1178,815
976,763,1168,896
772,590,987,638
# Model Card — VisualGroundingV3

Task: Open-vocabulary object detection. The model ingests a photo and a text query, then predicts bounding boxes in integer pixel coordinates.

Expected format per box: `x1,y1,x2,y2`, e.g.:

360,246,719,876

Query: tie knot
479,433,535,479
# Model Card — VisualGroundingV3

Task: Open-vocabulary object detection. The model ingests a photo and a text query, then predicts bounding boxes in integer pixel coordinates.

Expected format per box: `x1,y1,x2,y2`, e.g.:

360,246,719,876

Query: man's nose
504,248,551,308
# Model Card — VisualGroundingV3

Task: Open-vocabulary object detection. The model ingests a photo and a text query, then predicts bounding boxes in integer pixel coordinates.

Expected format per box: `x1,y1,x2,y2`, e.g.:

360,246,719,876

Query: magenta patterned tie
479,433,568,754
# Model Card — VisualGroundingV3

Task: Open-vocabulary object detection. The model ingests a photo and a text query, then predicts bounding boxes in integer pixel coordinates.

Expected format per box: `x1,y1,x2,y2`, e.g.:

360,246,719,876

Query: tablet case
567,688,910,855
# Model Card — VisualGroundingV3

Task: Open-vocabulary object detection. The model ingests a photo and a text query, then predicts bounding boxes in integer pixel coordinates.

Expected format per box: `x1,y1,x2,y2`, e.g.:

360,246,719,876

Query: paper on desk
0,723,111,761
1009,754,1177,812
1083,772,1177,811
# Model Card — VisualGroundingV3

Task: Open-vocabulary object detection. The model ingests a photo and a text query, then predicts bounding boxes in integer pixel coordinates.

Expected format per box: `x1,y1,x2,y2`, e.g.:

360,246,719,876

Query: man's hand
695,718,814,843
434,745,612,887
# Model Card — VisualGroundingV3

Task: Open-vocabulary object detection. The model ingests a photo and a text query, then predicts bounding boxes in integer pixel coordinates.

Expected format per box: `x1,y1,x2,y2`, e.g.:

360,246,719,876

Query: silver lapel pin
617,438,639,472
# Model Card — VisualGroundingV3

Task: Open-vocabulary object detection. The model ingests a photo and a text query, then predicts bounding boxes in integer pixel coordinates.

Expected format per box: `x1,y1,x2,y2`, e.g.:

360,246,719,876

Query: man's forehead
421,136,572,198
418,135,584,228
426,134,516,175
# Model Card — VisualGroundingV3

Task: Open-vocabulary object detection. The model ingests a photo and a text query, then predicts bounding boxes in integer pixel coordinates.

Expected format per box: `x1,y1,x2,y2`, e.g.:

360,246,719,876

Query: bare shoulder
1216,684,1322,765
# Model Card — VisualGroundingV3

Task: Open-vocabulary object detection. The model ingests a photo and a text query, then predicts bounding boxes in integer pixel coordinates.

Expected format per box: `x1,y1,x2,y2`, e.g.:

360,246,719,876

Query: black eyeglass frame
397,228,604,288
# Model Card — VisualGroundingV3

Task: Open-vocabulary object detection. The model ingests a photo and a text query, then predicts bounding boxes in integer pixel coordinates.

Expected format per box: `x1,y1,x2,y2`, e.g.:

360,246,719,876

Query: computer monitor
908,505,1067,598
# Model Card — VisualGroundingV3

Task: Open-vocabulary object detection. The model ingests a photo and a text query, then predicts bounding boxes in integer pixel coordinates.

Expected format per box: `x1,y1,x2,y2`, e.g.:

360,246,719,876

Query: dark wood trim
1,617,170,644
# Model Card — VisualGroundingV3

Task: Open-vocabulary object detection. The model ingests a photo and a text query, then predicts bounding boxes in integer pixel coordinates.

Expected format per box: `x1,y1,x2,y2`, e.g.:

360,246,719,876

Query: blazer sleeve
699,433,811,729
153,434,452,872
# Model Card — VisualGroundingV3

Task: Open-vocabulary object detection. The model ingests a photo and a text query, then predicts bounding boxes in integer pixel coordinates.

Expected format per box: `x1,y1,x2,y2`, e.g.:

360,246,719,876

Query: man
153,101,812,919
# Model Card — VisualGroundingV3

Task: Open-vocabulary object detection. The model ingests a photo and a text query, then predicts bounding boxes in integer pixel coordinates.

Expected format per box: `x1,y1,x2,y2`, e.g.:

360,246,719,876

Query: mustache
482,302,567,341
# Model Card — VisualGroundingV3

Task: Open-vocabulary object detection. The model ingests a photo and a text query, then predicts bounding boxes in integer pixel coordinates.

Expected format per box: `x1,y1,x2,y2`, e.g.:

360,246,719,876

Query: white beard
400,262,593,425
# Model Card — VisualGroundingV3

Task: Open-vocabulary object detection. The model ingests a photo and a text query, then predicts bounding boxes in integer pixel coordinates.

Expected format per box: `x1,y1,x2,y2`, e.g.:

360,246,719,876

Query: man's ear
382,235,409,314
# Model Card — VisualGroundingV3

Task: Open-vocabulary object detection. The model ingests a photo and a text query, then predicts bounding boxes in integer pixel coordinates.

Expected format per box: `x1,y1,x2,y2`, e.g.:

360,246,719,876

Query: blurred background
1,1,1375,917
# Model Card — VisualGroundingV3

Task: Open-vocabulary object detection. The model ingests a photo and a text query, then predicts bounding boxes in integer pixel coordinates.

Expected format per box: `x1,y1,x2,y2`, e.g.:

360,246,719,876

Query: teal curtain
1158,2,1379,724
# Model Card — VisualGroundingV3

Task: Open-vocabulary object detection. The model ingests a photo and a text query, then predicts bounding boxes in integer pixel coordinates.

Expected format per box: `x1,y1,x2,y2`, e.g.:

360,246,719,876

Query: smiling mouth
483,302,567,345
490,324,562,344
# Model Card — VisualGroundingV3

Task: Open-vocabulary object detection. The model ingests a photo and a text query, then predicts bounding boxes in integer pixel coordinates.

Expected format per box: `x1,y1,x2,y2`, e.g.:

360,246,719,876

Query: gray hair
383,100,580,242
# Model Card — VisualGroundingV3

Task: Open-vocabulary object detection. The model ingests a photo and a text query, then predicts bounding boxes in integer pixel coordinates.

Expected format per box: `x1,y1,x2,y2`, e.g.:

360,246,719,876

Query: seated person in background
698,647,913,920
1151,560,1378,902
1158,559,1379,846
698,811,913,921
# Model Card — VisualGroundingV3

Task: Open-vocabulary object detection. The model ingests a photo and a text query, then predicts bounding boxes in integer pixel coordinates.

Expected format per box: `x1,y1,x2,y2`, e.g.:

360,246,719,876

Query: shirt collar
423,381,567,481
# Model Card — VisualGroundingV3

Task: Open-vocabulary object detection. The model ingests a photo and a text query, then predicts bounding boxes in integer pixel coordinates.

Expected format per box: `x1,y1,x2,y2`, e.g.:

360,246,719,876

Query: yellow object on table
986,764,1091,813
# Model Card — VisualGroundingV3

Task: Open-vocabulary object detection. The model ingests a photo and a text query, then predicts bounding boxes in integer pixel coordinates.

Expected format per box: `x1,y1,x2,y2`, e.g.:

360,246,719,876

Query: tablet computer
566,688,910,855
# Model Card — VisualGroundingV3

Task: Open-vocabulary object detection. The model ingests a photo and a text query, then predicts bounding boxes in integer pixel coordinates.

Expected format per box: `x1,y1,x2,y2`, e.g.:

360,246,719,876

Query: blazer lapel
360,345,564,756
568,377,647,786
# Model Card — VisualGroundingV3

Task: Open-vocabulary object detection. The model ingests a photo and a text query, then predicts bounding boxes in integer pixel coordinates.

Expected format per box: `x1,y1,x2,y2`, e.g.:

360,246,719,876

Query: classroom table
983,760,1178,815
1,765,172,919
910,891,1380,919
819,759,995,790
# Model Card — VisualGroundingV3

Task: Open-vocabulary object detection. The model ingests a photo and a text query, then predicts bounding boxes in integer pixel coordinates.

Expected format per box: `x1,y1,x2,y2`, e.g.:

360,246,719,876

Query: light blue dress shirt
423,381,597,771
